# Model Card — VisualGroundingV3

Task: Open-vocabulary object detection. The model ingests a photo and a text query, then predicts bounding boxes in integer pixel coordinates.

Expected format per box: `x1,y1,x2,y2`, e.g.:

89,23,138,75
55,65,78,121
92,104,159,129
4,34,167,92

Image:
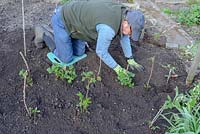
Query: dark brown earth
0,0,190,134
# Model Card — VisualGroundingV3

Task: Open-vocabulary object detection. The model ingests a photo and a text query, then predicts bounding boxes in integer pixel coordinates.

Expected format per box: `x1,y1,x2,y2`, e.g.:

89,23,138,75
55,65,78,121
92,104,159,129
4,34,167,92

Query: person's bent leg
72,39,86,56
51,7,73,63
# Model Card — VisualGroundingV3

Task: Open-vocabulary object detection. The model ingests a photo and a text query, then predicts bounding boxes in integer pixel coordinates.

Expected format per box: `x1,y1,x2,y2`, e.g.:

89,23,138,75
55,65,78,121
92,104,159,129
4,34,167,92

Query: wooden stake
186,45,200,85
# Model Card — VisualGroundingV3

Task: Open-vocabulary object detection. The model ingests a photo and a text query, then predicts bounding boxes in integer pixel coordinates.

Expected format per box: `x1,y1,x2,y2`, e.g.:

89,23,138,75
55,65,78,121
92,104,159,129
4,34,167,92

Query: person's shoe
34,25,54,49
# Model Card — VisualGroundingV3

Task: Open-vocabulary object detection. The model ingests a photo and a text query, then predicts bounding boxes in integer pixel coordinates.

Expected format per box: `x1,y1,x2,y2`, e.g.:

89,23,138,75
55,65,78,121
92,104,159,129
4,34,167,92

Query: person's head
122,10,144,42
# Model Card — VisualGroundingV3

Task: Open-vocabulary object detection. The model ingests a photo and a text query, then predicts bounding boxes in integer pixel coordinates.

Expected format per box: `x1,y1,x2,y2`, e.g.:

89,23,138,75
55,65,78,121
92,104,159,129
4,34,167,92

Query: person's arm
120,35,133,58
96,24,118,69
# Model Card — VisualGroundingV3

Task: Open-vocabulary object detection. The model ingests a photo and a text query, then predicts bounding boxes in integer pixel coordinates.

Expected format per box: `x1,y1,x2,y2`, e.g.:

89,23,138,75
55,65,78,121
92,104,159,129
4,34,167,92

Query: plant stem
86,87,89,98
23,71,31,117
167,69,172,83
126,64,129,71
19,51,30,73
97,58,102,76
21,0,26,56
149,105,165,128
146,56,155,88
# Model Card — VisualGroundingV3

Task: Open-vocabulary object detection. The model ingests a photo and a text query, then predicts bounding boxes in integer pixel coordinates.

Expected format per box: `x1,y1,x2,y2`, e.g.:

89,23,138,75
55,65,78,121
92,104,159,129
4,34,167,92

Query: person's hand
114,65,128,75
127,58,144,72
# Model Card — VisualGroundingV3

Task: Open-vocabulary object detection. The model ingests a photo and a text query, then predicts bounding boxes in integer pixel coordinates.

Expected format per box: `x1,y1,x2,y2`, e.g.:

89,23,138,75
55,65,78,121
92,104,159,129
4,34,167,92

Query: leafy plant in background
187,0,200,5
127,0,135,3
19,69,33,86
76,92,91,113
177,4,200,26
60,0,70,4
179,40,200,68
117,69,135,88
152,83,200,133
162,8,173,15
47,64,77,84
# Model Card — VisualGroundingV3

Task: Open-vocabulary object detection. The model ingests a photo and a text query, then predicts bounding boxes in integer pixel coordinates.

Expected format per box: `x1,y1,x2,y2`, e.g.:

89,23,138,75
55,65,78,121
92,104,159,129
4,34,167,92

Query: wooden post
186,45,200,85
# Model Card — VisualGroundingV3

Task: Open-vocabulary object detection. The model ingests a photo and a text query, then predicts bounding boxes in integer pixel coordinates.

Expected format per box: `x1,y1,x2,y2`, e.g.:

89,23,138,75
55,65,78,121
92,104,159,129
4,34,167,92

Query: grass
151,83,200,133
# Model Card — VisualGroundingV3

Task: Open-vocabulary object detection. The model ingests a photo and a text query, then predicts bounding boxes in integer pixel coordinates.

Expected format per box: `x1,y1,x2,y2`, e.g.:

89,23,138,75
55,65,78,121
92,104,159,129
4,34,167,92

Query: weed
76,92,91,113
47,64,77,84
81,71,96,90
151,83,200,133
19,69,33,86
117,69,135,88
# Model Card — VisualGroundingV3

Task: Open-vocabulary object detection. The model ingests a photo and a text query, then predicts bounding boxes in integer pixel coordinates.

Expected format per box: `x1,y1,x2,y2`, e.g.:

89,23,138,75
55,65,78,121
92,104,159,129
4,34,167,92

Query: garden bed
0,0,194,134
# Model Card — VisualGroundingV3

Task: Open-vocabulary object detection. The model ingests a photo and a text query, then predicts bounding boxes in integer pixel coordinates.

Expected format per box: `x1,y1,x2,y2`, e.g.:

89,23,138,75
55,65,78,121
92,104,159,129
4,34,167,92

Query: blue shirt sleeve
96,24,118,69
120,35,133,58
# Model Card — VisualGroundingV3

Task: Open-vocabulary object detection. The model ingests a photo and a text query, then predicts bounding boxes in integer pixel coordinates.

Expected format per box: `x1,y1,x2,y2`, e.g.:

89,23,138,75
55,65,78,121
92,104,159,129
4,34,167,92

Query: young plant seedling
161,64,177,83
47,64,77,84
76,92,91,113
117,68,135,88
29,107,41,124
81,71,96,90
19,69,33,86
29,107,41,115
76,71,97,113
97,58,102,82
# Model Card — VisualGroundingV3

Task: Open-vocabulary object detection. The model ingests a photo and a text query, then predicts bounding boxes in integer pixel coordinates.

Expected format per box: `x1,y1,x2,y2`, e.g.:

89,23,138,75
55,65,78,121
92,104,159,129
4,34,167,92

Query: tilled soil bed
0,0,189,134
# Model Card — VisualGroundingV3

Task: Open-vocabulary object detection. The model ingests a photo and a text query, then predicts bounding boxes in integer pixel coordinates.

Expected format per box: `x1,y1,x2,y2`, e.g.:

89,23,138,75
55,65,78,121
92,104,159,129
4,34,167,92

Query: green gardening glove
127,59,144,72
114,65,127,75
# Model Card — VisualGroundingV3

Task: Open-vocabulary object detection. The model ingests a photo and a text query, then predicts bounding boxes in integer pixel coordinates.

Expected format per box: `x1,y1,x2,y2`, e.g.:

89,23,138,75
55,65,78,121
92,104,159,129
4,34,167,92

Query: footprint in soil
147,83,173,94
158,84,173,93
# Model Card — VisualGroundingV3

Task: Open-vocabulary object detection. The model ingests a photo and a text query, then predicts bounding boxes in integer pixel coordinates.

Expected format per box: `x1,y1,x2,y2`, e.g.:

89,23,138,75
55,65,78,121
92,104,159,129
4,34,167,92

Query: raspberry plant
76,71,97,113
47,64,77,84
76,92,91,113
81,71,96,90
19,69,33,86
117,69,135,88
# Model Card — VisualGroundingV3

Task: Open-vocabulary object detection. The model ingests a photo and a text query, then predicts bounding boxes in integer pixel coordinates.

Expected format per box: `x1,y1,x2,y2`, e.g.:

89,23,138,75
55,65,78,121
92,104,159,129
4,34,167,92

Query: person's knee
59,55,73,63
74,48,85,56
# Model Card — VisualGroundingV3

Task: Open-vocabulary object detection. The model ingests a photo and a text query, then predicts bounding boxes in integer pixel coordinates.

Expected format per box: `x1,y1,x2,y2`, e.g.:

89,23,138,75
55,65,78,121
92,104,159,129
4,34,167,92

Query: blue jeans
51,6,86,63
